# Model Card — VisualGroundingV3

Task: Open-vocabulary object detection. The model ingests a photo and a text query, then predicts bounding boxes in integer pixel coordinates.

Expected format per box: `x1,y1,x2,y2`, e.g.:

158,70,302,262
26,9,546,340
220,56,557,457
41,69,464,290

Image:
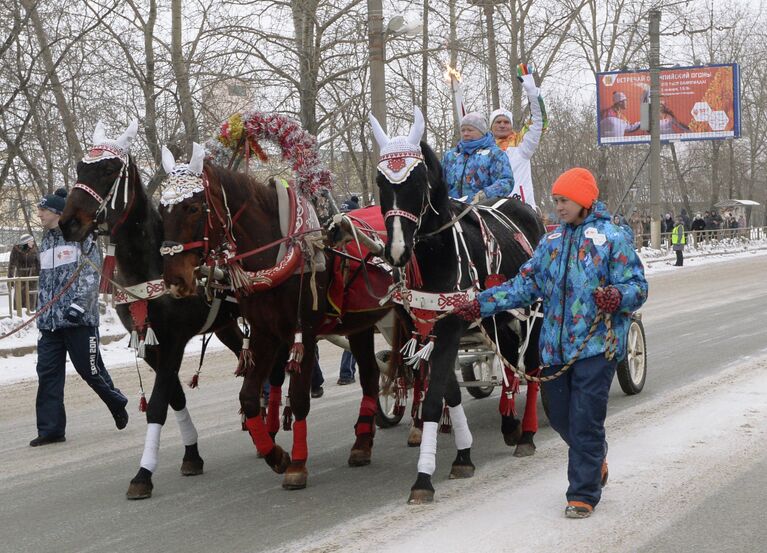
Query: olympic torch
444,63,467,130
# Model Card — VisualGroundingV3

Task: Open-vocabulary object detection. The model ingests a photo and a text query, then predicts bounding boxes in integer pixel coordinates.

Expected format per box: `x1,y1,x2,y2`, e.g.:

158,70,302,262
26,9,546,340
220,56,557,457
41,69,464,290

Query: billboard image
596,63,740,146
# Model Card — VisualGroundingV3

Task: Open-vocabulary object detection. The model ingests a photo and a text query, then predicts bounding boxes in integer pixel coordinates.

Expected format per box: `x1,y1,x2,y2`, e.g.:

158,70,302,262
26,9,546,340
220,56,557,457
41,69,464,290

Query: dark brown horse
58,121,244,499
159,146,391,489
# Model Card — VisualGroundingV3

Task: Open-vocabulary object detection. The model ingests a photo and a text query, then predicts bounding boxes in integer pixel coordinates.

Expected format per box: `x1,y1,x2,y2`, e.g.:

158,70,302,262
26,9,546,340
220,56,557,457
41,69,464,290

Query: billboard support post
649,9,662,250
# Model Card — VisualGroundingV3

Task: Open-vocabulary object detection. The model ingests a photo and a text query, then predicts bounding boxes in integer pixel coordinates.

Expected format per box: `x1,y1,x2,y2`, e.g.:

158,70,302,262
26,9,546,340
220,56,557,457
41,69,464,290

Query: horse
370,107,545,503
158,144,392,489
58,121,245,500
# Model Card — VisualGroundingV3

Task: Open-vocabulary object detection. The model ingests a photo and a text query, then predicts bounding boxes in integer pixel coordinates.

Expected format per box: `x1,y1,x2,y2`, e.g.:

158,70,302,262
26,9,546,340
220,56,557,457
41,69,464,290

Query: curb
0,332,128,358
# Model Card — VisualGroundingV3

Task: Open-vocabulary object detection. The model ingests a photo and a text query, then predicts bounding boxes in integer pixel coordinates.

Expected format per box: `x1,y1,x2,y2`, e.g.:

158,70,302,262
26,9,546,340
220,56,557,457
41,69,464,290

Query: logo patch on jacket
584,227,607,246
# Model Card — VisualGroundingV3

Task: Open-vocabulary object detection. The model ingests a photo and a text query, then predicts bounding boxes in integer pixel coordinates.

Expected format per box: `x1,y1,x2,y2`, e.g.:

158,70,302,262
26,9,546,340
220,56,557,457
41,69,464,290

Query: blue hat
39,188,68,215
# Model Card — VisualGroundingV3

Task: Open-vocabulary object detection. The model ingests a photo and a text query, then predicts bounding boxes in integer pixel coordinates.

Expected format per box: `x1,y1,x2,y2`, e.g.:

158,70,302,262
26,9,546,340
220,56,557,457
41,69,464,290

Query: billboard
596,63,740,146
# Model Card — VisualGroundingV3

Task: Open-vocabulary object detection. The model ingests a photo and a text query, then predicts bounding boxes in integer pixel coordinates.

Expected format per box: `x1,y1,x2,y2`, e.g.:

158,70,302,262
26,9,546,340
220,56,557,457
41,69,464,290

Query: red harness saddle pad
326,206,391,317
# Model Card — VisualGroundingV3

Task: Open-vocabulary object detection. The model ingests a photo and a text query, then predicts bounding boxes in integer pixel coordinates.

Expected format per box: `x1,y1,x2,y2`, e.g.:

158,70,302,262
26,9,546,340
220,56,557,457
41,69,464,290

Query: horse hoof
407,426,422,447
180,458,204,476
449,464,475,479
282,463,308,490
348,448,372,466
126,481,153,500
407,488,434,504
513,443,536,457
266,446,291,474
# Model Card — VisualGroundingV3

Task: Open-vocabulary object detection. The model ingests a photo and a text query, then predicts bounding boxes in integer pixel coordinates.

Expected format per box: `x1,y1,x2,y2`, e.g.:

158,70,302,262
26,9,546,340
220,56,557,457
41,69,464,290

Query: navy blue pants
541,354,616,508
35,326,127,438
339,351,356,379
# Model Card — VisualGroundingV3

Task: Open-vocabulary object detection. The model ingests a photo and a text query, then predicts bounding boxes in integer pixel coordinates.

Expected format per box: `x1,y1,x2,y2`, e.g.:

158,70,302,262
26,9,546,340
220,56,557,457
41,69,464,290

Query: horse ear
188,142,205,175
408,106,425,146
116,119,139,151
92,121,107,145
368,112,390,151
161,146,176,174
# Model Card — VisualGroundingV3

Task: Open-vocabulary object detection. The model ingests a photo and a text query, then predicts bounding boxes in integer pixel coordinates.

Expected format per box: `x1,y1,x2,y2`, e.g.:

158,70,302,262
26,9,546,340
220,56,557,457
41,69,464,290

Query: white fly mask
83,119,138,164
369,106,425,184
159,143,207,207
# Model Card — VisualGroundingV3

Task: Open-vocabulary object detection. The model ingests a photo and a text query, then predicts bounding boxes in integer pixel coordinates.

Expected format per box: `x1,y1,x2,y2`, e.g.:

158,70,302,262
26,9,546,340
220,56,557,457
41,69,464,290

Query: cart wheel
460,362,495,399
375,350,404,428
616,317,647,395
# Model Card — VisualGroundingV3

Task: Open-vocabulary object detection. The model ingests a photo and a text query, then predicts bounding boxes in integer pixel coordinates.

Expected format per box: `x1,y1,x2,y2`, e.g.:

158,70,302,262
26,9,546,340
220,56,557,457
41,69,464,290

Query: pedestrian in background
8,233,40,312
31,188,129,447
672,215,686,267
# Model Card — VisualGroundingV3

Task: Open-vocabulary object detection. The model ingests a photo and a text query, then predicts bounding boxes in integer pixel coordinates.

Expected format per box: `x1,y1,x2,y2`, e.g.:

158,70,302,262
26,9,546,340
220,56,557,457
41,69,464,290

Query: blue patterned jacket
442,134,514,202
477,201,648,365
37,227,101,330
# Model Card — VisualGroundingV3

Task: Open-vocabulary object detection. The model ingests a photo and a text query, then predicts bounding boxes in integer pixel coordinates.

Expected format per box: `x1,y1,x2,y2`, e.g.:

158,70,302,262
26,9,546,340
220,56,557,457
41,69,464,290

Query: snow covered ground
281,354,767,553
2,244,767,386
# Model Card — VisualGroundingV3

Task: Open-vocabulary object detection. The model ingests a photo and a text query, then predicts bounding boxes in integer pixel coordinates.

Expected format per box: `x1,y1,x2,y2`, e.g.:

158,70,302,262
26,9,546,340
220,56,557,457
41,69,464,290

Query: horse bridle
73,154,132,233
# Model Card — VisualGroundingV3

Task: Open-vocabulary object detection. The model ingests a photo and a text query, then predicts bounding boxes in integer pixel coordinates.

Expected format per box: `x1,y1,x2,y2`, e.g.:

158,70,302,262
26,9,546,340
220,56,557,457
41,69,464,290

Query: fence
0,276,39,318
633,226,766,252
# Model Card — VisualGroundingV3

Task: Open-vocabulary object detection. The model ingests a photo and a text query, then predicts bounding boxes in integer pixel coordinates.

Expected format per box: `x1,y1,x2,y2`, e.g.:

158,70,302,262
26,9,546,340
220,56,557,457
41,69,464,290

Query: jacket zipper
558,227,573,364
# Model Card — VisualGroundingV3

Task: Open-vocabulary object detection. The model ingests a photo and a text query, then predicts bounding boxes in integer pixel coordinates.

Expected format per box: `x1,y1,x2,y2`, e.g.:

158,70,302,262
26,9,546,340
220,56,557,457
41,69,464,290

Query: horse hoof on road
513,443,536,457
180,450,204,475
126,467,153,500
282,462,308,490
407,472,435,504
502,416,523,446
407,425,422,447
348,433,373,466
449,464,475,479
266,445,291,474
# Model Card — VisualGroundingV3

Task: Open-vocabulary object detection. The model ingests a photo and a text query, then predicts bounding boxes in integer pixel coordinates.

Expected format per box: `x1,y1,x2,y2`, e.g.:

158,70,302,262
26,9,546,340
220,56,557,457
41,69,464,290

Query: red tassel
99,246,116,294
139,394,148,412
439,404,452,434
285,332,304,374
188,373,200,389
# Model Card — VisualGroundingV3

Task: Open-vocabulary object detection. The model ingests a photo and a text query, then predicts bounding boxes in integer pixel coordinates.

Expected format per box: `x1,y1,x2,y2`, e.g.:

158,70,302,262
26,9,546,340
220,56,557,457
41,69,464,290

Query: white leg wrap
449,404,473,450
140,423,162,473
417,422,439,476
174,407,198,446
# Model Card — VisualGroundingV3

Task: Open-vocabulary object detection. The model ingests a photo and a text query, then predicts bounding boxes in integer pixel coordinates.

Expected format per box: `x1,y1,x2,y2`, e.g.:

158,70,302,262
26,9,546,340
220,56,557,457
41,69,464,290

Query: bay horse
159,145,391,489
370,107,545,503
58,121,244,499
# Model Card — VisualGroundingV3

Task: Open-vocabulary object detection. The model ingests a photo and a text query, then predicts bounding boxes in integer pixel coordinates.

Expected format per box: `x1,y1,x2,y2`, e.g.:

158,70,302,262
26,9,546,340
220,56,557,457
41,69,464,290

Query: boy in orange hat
455,167,648,518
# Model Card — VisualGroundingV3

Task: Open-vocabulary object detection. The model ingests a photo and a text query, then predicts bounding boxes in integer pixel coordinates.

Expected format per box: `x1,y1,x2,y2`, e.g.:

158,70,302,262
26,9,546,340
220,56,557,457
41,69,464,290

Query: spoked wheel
375,350,405,428
616,316,647,395
460,361,495,399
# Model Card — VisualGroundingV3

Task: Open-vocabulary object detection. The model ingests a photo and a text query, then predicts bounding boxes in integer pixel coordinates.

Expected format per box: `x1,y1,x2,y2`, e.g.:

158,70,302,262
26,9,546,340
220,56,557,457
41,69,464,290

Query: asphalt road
1,255,766,553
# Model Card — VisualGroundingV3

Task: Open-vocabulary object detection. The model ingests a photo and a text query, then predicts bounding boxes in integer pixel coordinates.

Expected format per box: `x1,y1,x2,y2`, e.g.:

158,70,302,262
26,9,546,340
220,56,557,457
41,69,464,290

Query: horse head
370,107,444,267
158,143,212,298
60,119,139,241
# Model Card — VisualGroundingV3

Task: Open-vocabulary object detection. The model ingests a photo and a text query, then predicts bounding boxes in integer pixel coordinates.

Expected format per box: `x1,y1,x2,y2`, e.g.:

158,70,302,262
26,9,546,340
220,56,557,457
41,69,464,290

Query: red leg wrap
245,416,275,456
355,395,377,436
292,419,308,462
266,387,282,434
522,381,539,433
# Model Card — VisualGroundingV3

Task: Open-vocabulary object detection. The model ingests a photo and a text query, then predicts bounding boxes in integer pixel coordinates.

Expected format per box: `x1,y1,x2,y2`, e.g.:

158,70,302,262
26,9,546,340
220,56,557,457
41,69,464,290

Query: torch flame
443,63,462,83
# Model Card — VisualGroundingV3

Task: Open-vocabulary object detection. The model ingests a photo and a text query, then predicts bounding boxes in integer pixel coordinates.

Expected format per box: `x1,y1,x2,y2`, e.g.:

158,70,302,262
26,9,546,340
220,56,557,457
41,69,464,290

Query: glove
64,303,85,324
452,297,481,322
470,190,487,205
518,72,539,97
594,286,622,314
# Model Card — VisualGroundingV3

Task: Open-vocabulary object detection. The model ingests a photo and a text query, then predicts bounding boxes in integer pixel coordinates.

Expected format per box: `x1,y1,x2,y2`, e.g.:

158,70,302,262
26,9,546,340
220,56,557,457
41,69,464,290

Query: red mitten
594,286,622,313
452,298,481,322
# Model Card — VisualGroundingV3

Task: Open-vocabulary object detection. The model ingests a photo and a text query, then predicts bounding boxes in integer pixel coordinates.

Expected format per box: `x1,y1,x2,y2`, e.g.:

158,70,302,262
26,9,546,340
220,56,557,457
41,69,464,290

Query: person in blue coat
31,188,129,447
454,168,648,518
442,112,514,204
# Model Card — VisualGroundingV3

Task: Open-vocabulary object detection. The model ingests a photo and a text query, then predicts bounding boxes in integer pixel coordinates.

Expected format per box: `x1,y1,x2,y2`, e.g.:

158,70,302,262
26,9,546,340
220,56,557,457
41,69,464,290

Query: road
1,254,766,553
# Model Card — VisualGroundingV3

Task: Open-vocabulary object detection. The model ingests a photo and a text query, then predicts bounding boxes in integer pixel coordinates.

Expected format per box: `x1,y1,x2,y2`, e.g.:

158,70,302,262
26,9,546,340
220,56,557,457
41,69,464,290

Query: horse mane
203,161,278,215
419,141,444,190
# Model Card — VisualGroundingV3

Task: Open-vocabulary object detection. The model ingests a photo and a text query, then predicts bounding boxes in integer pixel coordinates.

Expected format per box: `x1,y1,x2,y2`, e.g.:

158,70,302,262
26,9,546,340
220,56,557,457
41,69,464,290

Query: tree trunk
448,0,459,144
143,0,161,169
171,0,199,151
22,0,83,164
420,0,429,142
292,0,319,135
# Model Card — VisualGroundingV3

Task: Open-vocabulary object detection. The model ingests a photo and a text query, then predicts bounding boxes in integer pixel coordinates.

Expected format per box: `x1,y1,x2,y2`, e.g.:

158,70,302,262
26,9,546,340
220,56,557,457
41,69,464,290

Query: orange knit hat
551,168,599,209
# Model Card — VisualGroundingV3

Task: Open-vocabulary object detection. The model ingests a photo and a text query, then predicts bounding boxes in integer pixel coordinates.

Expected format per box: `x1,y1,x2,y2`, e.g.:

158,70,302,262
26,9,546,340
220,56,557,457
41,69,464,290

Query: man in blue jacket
455,168,648,518
31,188,129,447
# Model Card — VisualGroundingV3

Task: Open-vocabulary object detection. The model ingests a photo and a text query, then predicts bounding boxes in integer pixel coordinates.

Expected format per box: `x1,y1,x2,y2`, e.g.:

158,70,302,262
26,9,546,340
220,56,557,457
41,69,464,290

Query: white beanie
489,108,513,126
460,112,488,135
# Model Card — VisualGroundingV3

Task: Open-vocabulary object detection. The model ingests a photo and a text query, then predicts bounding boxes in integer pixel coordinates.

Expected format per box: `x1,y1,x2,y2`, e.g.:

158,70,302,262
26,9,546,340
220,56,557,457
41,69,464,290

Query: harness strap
198,297,223,334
